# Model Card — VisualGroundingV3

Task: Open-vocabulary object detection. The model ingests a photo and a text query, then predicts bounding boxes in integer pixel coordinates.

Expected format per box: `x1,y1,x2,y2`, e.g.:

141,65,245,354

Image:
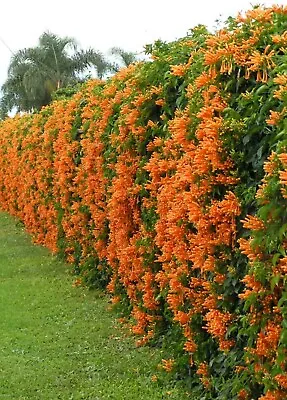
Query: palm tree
108,47,139,72
0,32,111,115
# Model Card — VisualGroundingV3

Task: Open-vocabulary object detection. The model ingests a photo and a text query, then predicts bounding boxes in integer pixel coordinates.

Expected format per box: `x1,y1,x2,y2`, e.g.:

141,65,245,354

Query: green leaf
272,253,281,266
279,329,287,345
270,274,280,291
278,293,287,308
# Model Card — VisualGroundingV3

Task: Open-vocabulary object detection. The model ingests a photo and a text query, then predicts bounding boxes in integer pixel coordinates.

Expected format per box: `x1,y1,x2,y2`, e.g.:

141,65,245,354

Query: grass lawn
0,211,190,400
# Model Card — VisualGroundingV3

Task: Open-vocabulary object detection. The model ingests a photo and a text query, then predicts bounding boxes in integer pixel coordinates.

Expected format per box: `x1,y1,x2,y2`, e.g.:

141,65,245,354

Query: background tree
108,47,139,72
0,32,112,115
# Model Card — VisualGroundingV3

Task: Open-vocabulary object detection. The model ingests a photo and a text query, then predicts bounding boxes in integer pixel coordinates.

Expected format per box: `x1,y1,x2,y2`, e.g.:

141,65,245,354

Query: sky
0,0,286,88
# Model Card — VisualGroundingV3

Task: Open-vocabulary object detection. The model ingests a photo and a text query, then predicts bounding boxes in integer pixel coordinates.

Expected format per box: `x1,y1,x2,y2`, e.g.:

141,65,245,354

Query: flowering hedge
1,5,287,399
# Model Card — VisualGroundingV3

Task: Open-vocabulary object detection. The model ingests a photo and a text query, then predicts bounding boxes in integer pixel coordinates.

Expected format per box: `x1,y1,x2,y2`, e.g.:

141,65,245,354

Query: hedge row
1,6,287,399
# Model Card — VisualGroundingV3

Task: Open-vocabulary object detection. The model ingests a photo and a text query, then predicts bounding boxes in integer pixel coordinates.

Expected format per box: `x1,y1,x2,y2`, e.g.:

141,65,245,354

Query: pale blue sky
0,0,286,88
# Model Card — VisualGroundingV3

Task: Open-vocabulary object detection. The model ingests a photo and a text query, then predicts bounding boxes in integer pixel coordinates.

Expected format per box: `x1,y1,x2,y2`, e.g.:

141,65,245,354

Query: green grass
0,211,190,400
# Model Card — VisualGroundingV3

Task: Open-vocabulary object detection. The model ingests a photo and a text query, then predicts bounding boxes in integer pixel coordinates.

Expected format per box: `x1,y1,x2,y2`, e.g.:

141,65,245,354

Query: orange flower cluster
203,6,287,83
239,117,287,397
238,389,249,400
196,362,210,388
143,76,240,355
161,358,175,372
259,390,286,400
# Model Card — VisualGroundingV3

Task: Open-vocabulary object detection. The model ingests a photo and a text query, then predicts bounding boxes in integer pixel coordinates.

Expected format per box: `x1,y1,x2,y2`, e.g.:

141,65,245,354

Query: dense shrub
1,5,287,399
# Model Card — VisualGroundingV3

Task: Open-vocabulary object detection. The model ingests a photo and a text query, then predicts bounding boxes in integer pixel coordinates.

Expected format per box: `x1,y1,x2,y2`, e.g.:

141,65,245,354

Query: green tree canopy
108,47,139,72
0,32,111,116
